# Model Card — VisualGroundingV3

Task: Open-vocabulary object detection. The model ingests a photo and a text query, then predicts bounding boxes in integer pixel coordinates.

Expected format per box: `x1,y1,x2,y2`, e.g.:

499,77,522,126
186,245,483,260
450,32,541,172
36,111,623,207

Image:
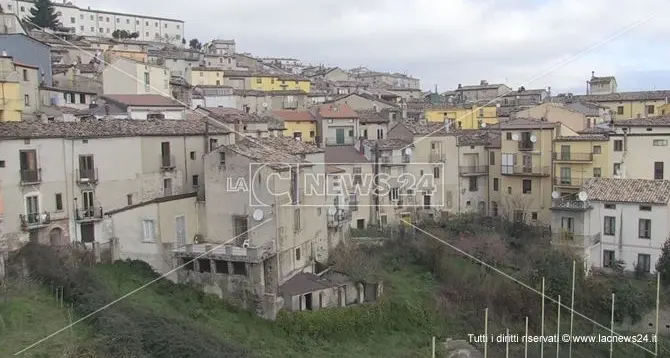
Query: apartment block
102,57,170,96
550,178,670,274
607,117,670,180
552,134,610,196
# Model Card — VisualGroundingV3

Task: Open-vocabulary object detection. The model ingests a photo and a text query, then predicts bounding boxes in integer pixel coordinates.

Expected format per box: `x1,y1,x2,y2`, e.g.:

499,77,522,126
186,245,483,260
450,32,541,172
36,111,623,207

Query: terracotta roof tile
325,146,370,163
101,94,184,108
355,109,390,124
317,103,358,118
272,110,314,122
583,178,670,205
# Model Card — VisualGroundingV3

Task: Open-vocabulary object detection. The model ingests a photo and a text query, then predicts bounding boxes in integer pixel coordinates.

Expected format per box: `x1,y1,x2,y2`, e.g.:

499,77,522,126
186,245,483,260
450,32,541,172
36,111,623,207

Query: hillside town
1,0,670,325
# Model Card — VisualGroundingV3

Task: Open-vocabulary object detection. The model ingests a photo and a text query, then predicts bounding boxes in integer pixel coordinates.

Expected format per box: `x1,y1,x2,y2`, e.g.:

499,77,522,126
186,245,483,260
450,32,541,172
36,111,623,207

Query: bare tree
500,194,533,222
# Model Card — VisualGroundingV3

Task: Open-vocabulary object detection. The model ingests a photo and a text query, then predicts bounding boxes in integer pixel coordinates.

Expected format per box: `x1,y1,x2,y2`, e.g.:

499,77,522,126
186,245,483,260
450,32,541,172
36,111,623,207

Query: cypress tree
25,0,61,30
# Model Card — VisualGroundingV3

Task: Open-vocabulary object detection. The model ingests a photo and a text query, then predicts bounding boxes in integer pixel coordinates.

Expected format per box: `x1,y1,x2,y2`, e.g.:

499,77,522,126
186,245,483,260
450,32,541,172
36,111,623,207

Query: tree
189,38,202,51
656,237,670,286
25,0,61,30
181,38,186,45
112,29,121,39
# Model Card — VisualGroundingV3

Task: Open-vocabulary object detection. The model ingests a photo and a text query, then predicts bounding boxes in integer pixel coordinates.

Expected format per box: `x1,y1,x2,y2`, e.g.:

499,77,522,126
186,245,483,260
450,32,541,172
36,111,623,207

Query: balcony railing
459,165,489,175
518,142,534,151
550,198,592,211
283,101,298,109
325,137,355,146
553,152,593,162
160,155,176,169
553,177,586,187
20,169,42,185
20,212,51,230
551,231,601,247
77,168,98,184
327,209,352,228
75,207,104,221
381,156,409,166
402,154,411,163
429,151,445,162
500,165,550,176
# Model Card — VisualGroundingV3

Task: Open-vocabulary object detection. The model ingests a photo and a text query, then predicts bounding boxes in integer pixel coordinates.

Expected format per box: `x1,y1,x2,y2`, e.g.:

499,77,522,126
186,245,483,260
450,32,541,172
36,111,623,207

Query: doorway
304,293,313,311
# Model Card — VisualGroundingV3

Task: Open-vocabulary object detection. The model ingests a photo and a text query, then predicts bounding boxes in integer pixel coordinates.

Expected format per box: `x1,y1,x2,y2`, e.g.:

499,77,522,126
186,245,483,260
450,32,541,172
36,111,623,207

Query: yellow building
577,91,670,120
250,73,311,93
552,134,611,196
0,55,24,121
488,118,557,224
272,110,316,142
425,104,497,129
188,67,225,86
104,49,148,63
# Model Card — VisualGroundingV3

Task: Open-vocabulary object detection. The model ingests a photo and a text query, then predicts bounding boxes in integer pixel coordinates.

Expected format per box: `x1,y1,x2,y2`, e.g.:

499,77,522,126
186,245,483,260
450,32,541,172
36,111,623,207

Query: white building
102,57,170,96
0,0,184,45
550,178,670,274
82,94,187,120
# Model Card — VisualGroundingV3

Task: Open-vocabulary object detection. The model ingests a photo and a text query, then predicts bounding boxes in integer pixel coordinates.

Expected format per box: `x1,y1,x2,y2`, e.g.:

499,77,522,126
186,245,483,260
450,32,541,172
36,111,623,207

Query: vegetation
1,215,667,357
24,0,60,30
189,38,202,51
657,237,670,287
111,30,140,40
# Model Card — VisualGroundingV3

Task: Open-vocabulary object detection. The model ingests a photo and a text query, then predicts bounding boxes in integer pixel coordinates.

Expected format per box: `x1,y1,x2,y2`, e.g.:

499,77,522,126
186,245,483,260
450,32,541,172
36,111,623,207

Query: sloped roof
583,178,670,205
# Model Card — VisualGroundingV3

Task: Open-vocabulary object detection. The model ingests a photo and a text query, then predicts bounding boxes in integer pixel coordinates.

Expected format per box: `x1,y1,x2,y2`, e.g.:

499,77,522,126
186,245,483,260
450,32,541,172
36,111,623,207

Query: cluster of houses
1,3,670,318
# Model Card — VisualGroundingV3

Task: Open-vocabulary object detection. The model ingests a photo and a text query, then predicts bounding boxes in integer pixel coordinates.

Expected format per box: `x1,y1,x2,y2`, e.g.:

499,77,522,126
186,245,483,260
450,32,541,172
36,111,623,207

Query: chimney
457,83,462,89
104,103,110,115
480,80,488,86
591,70,595,79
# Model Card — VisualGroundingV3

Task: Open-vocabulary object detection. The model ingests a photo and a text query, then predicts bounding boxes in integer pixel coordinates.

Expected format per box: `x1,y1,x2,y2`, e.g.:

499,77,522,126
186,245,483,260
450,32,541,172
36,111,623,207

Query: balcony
20,212,51,230
325,137,355,146
551,231,601,247
327,209,352,228
550,198,592,211
402,154,411,163
20,169,41,185
283,101,298,109
459,165,489,176
160,155,176,170
381,156,408,166
429,151,445,162
500,165,550,177
553,152,593,162
553,177,585,188
75,207,104,221
518,142,534,151
76,168,98,184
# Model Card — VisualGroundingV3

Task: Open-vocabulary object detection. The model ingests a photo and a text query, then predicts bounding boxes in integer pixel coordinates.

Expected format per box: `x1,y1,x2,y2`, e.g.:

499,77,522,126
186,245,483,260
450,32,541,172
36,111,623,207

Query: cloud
78,0,670,92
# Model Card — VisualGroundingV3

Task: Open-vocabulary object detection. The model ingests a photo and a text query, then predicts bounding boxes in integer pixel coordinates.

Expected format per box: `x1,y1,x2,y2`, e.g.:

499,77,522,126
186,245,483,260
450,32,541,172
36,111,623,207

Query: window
353,167,362,185
506,132,512,140
593,145,601,154
192,175,199,187
468,177,478,191
640,205,652,211
613,140,623,151
256,78,262,84
126,19,130,24
310,131,315,138
617,106,624,115
209,138,218,151
164,23,168,28
653,139,668,146
146,21,149,26
603,250,615,268
295,247,301,261
70,17,75,24
604,216,616,236
349,193,358,211
100,28,104,33
478,108,484,117
106,17,110,22
638,254,651,273
647,105,655,115
377,128,384,139
639,219,651,239
142,220,156,242
219,152,226,166
106,28,110,33
293,208,301,232
22,69,27,81
593,167,602,177
522,179,531,194
433,167,440,179
24,94,29,106
163,178,172,196
127,194,133,205
604,203,616,209
144,72,150,86
531,212,538,220
613,163,621,175
79,93,86,104
0,160,4,167
491,201,498,216
489,151,495,165
655,162,664,179
493,178,499,191
390,188,399,201
423,194,431,208
190,151,196,160
80,25,84,31
55,193,63,211
513,210,524,222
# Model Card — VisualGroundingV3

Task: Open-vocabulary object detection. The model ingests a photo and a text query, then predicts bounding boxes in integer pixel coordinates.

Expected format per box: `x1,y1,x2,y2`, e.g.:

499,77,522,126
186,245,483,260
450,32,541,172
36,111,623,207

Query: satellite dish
551,191,559,199
530,135,537,143
511,133,519,141
252,209,264,221
327,207,337,215
577,191,588,202
480,122,487,128
405,147,413,156
496,103,501,108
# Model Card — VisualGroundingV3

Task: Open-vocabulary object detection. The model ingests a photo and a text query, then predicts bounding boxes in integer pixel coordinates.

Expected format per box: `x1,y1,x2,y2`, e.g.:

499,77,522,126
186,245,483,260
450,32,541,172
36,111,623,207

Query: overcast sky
78,0,670,93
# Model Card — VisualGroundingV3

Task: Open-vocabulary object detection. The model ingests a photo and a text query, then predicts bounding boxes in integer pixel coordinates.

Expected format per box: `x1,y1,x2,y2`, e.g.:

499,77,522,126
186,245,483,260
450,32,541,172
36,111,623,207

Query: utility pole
373,141,380,227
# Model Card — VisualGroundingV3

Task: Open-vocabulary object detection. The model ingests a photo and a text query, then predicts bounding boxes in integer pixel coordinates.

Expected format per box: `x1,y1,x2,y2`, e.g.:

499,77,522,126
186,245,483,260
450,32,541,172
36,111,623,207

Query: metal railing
552,177,586,187
77,168,98,183
553,152,593,161
459,165,489,175
551,198,592,210
20,212,51,229
327,209,352,228
160,154,176,169
500,165,550,176
325,137,355,146
551,231,601,246
75,207,104,221
518,142,534,151
429,151,445,162
402,154,411,163
20,169,41,184
283,101,298,109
